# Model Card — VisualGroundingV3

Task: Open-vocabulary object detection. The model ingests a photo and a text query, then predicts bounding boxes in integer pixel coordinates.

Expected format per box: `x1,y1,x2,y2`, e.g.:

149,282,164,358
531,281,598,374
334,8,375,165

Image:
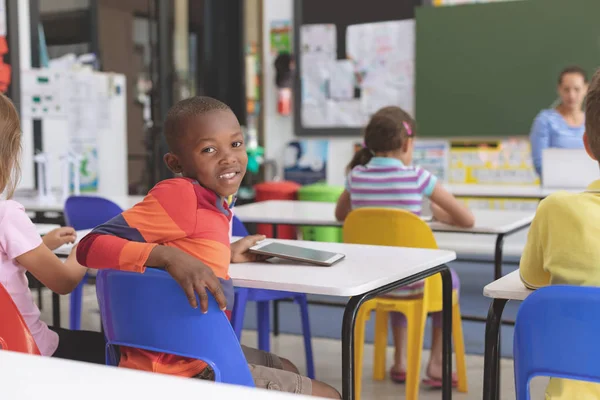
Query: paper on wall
301,52,331,107
329,60,355,101
300,24,337,57
347,19,415,117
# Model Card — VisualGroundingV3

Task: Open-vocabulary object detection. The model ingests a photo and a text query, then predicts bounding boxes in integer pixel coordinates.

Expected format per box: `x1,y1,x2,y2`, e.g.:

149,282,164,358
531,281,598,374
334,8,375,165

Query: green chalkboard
415,0,600,138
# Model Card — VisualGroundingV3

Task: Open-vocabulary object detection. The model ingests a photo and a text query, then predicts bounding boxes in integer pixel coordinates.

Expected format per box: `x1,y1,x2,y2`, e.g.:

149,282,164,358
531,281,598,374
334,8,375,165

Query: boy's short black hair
164,96,231,153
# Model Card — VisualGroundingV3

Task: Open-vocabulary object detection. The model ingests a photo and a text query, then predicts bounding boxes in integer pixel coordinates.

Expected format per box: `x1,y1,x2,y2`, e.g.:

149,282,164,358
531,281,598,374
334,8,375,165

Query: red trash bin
253,181,300,239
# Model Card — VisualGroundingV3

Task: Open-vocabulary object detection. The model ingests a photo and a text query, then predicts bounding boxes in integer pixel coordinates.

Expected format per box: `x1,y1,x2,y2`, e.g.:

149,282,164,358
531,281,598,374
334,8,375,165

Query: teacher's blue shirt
529,109,585,176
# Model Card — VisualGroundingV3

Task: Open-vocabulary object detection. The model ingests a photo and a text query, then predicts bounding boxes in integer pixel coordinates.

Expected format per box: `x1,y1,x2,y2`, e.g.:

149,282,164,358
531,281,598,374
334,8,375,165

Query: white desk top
14,193,145,213
234,200,533,235
429,209,533,234
230,238,455,296
483,270,533,301
446,184,579,199
57,233,455,297
35,223,60,236
0,351,319,400
234,201,342,226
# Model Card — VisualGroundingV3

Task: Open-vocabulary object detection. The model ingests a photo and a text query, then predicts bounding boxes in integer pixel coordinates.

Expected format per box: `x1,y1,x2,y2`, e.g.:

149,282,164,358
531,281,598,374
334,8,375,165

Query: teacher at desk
530,66,588,176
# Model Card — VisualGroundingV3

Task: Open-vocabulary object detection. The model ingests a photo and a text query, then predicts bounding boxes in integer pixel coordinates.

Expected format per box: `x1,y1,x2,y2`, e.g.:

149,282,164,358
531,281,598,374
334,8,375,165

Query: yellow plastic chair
343,208,468,400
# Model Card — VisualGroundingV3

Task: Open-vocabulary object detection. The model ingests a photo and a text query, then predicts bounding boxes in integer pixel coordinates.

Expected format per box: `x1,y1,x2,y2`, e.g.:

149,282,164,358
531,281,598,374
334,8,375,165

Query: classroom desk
55,232,457,400
446,184,579,199
234,238,456,400
0,350,322,400
482,270,533,400
15,193,145,218
233,200,533,280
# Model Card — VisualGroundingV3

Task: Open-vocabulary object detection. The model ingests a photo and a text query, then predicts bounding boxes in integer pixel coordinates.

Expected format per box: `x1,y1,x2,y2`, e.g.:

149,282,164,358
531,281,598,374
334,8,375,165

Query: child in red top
78,96,340,398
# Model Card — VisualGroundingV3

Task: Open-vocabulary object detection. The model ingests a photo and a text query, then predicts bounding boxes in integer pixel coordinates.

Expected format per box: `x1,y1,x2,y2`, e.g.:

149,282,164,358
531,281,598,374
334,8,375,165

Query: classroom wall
262,0,356,186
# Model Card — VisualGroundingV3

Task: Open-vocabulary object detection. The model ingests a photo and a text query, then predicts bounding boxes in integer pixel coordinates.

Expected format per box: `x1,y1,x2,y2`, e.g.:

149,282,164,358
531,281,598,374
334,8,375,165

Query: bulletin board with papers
293,0,421,137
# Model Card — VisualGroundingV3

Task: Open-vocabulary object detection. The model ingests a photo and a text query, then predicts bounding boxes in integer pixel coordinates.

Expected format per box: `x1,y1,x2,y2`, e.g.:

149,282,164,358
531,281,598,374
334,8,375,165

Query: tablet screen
257,243,339,263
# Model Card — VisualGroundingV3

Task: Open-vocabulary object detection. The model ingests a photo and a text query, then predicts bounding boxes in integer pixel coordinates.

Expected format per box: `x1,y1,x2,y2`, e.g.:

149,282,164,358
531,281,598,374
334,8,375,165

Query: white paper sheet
347,19,415,117
300,24,337,56
329,60,355,101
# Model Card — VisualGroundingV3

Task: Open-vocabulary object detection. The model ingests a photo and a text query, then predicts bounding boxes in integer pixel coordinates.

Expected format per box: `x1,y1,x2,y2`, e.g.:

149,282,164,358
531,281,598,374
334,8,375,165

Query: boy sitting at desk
520,67,600,400
77,96,340,398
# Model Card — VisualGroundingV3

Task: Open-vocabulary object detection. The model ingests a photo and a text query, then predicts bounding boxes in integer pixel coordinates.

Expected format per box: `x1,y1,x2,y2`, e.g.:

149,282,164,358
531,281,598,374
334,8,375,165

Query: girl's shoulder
0,199,28,225
0,199,25,215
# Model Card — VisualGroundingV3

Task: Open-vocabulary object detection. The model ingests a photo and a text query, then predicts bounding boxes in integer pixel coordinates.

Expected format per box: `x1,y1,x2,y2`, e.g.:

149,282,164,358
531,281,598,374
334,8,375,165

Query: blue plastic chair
63,196,123,330
230,215,315,379
96,268,254,387
514,285,600,399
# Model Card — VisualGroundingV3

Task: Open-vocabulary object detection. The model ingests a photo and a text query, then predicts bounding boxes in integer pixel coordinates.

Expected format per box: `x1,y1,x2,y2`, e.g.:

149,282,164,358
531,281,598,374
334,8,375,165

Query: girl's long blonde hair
0,94,22,199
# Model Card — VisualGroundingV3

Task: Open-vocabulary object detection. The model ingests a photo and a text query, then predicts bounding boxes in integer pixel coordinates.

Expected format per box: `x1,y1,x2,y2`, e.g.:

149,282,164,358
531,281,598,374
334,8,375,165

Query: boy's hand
231,235,269,263
43,227,77,251
151,246,227,313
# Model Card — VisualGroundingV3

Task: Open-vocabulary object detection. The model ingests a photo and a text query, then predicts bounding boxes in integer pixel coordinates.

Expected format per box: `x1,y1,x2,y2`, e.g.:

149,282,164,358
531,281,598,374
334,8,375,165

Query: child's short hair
347,106,415,171
164,96,230,153
0,94,22,199
585,68,600,160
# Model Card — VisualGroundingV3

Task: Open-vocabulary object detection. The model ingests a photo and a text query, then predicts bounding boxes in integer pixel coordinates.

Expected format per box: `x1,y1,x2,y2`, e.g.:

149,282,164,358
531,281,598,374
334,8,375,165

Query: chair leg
296,295,315,379
405,301,427,400
69,277,85,330
453,302,468,393
354,304,371,400
373,309,389,381
231,289,249,341
257,300,271,352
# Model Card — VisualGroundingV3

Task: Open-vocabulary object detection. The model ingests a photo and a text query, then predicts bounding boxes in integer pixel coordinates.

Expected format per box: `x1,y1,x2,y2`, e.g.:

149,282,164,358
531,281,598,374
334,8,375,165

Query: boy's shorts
194,345,312,394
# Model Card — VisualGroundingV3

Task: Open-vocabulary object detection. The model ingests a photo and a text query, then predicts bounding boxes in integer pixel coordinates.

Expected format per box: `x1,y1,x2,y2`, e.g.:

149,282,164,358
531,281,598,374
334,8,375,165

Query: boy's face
164,109,247,197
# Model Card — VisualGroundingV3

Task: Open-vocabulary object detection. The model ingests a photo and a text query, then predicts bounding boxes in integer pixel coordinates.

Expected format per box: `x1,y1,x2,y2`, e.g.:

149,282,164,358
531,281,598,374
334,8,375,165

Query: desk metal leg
493,233,505,281
52,292,61,327
273,300,280,337
483,299,507,400
440,267,453,398
341,264,453,400
272,223,280,337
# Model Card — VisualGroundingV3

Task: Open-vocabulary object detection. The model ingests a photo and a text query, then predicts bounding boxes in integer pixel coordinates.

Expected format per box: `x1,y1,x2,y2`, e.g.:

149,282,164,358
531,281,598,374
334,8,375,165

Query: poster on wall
300,20,415,129
448,139,539,185
270,20,292,54
413,140,449,182
283,140,328,185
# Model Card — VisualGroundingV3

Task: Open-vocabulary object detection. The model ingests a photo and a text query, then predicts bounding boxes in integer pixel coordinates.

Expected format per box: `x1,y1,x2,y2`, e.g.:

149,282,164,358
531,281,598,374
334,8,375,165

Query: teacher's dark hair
558,66,588,84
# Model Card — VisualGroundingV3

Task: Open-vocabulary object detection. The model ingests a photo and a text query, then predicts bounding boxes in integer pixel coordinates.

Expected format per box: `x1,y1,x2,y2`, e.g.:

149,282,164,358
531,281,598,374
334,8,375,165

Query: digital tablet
249,241,345,266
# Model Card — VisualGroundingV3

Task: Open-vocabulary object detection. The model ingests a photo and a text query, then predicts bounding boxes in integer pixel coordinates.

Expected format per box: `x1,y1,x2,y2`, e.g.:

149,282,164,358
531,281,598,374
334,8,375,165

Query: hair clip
362,141,368,149
403,121,413,136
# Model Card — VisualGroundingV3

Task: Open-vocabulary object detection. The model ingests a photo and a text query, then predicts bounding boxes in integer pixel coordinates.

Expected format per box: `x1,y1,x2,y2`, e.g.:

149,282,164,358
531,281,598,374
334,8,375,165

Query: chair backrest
343,208,442,305
514,285,600,399
96,268,254,387
0,284,40,354
232,215,250,237
63,196,123,230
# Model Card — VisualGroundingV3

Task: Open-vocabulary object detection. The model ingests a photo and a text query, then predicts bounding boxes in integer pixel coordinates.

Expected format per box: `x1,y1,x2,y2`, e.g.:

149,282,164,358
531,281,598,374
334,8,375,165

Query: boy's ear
163,153,184,174
583,131,598,161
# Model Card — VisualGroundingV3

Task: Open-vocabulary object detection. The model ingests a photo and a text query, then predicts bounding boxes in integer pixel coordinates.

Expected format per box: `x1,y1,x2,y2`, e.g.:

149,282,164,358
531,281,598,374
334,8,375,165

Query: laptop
542,148,599,189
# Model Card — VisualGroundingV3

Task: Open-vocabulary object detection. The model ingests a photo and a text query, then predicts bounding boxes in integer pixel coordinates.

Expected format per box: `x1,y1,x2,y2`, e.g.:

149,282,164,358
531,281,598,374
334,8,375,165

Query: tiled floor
38,286,547,399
